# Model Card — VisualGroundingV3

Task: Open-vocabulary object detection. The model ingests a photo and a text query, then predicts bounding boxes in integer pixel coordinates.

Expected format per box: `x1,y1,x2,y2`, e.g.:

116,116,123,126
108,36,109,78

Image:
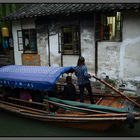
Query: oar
91,74,140,108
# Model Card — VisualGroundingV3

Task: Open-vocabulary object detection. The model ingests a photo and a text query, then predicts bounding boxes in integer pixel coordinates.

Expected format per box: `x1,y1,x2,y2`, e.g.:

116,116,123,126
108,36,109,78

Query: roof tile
3,3,140,20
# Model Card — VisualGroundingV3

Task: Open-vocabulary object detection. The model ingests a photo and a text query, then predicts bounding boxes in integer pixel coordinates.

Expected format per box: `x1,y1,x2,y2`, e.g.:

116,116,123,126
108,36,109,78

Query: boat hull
0,102,139,131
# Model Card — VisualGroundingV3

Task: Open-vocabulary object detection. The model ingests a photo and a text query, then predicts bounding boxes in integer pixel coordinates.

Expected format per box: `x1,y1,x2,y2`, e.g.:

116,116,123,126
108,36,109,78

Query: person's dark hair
77,56,85,66
66,76,72,83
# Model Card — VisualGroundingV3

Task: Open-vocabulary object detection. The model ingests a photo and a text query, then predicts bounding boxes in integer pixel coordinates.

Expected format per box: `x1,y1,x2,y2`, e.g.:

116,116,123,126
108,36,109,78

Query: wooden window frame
95,11,122,42
58,26,80,55
17,29,37,53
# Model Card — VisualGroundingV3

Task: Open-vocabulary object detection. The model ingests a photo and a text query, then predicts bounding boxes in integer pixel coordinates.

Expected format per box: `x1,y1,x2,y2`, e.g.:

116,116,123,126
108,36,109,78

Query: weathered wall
120,10,140,80
80,17,95,72
47,21,79,67
12,19,48,66
37,20,78,67
48,22,61,66
37,23,48,66
98,11,140,82
12,15,95,72
98,42,121,79
46,16,95,71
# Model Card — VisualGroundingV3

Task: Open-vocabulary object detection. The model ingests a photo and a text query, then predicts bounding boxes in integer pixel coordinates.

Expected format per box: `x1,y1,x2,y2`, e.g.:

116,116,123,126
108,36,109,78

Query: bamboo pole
91,75,140,108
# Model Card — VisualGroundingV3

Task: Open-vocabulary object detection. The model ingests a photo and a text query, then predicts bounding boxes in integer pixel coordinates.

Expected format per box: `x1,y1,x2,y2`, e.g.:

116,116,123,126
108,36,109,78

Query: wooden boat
0,65,140,131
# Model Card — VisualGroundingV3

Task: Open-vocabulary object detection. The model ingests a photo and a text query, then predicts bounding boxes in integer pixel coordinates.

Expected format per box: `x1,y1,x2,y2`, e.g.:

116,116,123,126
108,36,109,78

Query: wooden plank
8,97,45,107
96,97,103,105
98,98,112,106
0,100,48,114
0,103,44,115
22,53,40,66
109,98,124,108
106,97,119,107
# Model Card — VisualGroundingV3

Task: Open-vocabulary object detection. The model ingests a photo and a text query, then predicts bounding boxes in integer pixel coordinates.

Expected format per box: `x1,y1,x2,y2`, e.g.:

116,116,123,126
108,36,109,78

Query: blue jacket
74,65,90,85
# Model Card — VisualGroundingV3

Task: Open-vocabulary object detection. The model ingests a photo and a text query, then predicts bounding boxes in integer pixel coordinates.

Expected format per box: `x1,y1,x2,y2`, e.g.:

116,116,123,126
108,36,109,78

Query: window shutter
17,30,23,51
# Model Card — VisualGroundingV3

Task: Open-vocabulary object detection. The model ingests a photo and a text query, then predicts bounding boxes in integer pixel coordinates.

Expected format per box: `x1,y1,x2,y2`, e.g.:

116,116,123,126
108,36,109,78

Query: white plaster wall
12,19,35,65
37,23,48,66
121,11,140,79
63,55,79,67
49,32,79,67
80,18,95,73
98,42,121,79
124,43,140,77
20,19,35,30
48,22,78,67
37,35,48,66
12,21,23,65
49,33,61,66
98,11,140,80
48,18,95,69
123,11,140,39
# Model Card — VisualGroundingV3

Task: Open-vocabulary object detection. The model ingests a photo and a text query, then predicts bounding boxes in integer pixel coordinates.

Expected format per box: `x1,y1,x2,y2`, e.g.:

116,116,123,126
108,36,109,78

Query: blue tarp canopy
0,65,74,91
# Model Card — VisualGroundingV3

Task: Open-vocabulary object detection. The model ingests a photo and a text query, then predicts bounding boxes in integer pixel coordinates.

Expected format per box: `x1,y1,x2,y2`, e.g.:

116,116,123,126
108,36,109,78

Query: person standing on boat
74,56,94,104
63,76,76,101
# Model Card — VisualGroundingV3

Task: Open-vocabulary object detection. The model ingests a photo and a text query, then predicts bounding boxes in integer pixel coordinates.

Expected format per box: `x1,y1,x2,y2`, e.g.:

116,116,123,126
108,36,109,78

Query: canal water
0,110,140,137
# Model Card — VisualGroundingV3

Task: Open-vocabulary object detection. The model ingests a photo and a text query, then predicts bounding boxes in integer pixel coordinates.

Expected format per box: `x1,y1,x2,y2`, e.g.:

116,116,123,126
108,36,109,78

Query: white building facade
9,4,140,90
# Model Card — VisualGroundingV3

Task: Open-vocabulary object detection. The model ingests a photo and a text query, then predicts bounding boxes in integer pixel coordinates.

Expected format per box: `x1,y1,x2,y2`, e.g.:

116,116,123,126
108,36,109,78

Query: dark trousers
79,83,94,104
